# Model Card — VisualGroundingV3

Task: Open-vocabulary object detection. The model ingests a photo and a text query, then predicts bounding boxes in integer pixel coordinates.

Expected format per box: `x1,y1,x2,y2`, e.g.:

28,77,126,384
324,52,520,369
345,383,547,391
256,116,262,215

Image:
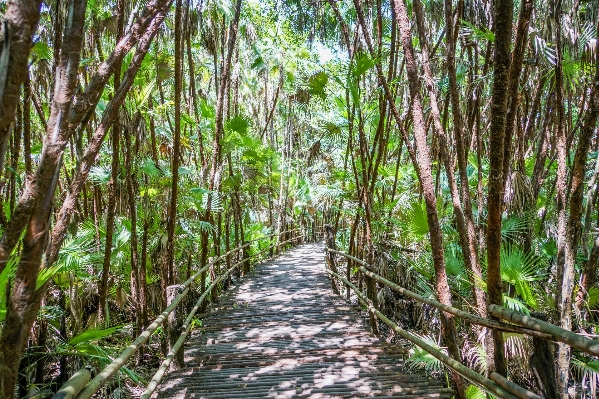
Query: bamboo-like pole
490,372,543,399
489,304,599,357
326,269,522,399
51,368,91,399
325,248,553,339
141,262,240,399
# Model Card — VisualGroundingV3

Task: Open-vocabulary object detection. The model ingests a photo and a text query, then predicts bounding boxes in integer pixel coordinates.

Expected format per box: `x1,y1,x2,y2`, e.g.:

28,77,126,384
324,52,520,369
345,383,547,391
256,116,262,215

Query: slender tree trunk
413,0,486,316
0,2,87,396
558,18,599,396
0,0,43,173
124,114,142,345
164,0,184,286
553,1,569,395
384,0,465,395
486,0,513,378
501,0,533,184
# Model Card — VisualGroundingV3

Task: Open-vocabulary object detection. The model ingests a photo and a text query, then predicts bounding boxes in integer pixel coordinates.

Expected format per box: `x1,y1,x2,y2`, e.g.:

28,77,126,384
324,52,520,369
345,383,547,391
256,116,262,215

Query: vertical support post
364,247,379,335
242,245,251,273
530,313,558,398
167,285,185,370
324,224,340,295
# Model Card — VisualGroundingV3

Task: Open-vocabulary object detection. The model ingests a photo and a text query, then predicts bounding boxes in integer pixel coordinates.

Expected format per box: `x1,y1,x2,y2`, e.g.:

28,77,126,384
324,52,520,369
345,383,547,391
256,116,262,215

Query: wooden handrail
324,247,551,399
140,257,250,399
489,304,599,357
325,248,552,339
70,229,302,399
325,268,525,399
325,247,599,356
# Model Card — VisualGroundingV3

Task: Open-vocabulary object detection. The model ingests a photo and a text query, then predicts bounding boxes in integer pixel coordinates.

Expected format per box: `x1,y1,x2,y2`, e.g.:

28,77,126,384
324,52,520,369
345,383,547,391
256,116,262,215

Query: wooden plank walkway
154,243,453,398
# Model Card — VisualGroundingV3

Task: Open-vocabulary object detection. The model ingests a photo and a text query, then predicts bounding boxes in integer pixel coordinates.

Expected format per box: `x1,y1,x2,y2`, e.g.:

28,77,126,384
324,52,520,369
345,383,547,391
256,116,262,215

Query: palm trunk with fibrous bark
557,17,599,396
413,0,486,318
384,0,466,395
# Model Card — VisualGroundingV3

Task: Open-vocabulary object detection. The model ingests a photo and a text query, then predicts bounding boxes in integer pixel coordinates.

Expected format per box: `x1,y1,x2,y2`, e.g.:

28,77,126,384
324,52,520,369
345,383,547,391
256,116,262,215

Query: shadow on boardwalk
154,243,453,398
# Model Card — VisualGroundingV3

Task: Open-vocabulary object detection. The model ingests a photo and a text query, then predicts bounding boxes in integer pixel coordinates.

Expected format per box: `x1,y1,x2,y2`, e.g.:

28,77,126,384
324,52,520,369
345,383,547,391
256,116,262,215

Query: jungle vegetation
0,0,598,398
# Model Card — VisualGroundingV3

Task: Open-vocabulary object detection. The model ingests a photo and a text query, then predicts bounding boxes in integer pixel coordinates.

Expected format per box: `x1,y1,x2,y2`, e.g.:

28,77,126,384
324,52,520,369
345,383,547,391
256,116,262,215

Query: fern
501,212,534,242
399,200,429,238
578,22,596,55
571,354,599,398
405,333,445,373
500,244,545,308
533,35,557,66
465,385,486,399
459,19,495,43
68,325,124,345
88,165,112,185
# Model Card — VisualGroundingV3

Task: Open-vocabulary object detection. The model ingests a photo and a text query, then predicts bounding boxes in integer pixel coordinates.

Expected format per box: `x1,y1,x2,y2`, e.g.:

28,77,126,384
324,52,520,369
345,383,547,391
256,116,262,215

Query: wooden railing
324,245,599,399
51,229,307,399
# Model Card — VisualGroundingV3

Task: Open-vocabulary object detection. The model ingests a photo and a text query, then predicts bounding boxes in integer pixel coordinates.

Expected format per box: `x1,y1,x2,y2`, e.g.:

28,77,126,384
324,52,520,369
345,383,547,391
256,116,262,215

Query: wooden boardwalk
154,243,453,398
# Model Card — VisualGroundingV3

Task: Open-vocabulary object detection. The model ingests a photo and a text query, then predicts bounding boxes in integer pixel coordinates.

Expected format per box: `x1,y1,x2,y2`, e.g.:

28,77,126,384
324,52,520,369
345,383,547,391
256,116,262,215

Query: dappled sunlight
156,244,452,398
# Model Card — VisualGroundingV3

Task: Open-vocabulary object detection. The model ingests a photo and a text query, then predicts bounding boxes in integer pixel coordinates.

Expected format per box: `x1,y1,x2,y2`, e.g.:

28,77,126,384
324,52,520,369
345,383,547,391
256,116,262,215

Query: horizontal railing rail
325,268,525,399
323,246,582,399
54,229,306,399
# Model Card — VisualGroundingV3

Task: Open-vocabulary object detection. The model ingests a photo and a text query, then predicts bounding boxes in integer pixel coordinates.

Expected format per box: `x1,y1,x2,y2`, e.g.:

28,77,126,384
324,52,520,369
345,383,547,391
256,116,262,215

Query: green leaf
541,239,557,257
351,51,376,77
307,71,328,99
141,159,163,177
200,98,215,119
251,56,265,69
465,385,486,399
69,325,124,346
178,166,194,176
225,115,250,135
32,42,51,60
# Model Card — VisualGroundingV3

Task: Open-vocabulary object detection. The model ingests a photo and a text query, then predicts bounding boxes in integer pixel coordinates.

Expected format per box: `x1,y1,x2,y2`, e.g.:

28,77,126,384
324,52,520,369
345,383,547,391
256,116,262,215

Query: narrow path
155,243,453,398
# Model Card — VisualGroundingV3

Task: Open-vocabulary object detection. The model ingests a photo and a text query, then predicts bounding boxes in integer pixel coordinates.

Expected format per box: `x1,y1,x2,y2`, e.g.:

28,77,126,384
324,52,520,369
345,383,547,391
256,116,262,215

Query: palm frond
571,354,599,398
405,333,445,373
88,165,113,185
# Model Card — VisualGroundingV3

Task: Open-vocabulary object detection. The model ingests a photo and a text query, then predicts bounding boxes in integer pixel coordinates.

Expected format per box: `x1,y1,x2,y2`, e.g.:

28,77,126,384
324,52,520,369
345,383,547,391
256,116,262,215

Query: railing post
166,285,185,370
242,244,250,273
364,248,379,335
324,224,340,295
530,312,558,398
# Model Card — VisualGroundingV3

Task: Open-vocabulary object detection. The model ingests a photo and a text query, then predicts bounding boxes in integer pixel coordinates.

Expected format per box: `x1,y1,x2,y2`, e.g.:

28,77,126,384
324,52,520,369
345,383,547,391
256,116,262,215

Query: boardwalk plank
155,244,453,399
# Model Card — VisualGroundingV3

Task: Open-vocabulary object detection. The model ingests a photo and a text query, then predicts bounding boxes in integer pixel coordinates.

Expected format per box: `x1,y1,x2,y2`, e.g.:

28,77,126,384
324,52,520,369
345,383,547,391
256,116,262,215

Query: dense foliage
0,0,598,398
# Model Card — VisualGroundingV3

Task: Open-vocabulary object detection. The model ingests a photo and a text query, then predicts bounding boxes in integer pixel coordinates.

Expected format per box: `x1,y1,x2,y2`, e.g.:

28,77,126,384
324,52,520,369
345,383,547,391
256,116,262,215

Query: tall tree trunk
384,0,465,395
124,114,142,342
0,0,43,173
558,14,599,396
553,1,569,395
0,1,87,396
164,0,184,286
486,0,513,378
98,0,125,324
